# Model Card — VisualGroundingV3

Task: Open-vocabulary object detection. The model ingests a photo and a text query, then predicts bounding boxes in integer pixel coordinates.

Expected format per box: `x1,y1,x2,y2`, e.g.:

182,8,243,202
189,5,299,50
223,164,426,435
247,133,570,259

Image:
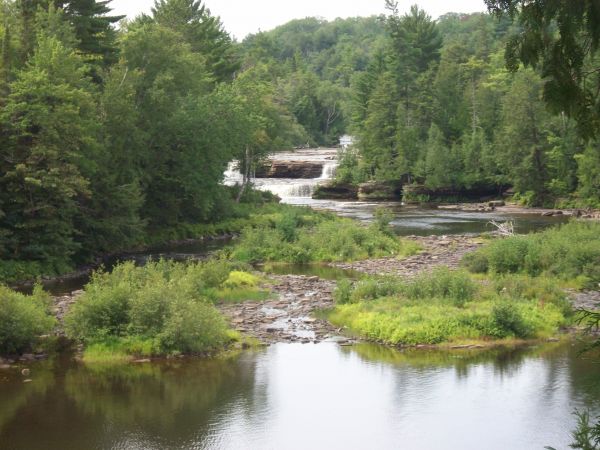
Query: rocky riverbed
332,234,483,276
218,275,352,345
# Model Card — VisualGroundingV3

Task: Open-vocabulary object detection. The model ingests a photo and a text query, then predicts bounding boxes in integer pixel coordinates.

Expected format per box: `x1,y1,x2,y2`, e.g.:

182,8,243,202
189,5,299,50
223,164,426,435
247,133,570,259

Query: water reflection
0,343,599,450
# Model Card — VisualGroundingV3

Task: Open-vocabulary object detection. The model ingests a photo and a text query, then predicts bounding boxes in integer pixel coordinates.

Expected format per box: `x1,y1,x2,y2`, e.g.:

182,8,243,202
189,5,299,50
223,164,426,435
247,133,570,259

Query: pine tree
0,27,96,267
55,0,124,67
152,0,239,82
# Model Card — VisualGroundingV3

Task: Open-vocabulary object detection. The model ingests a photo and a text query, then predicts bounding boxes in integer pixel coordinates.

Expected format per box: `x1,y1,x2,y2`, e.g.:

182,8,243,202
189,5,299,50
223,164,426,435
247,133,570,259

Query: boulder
358,181,402,200
255,161,323,179
312,183,358,199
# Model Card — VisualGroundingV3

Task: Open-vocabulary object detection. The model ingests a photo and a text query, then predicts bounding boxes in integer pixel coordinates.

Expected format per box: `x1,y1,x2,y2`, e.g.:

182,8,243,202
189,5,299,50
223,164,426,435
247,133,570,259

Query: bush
334,279,353,304
490,303,532,338
461,251,489,273
65,260,234,356
222,271,259,289
0,285,56,355
404,268,477,307
463,221,600,287
327,269,569,346
230,210,420,264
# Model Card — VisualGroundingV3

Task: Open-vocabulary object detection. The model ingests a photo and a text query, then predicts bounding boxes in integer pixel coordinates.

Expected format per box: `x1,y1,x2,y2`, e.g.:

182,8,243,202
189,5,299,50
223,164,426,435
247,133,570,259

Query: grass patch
65,259,269,358
0,285,56,355
229,206,420,264
327,268,572,346
462,221,600,288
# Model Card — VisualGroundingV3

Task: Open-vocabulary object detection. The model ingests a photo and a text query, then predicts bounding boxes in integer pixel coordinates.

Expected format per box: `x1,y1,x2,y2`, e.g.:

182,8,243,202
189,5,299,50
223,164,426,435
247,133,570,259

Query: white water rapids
224,148,338,203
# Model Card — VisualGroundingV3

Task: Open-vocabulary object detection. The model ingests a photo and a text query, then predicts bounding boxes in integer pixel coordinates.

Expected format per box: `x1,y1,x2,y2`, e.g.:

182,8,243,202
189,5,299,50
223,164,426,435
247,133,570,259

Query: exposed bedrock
255,161,324,178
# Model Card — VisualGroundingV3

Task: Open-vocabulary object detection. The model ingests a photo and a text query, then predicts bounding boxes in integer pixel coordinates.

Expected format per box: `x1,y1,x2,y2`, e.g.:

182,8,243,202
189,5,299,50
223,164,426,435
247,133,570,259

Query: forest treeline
241,6,600,207
1,0,600,279
0,0,306,279
341,4,600,207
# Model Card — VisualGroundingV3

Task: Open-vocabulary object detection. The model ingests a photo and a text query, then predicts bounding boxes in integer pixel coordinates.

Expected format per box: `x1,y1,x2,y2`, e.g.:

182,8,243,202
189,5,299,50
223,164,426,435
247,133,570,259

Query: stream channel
1,149,597,450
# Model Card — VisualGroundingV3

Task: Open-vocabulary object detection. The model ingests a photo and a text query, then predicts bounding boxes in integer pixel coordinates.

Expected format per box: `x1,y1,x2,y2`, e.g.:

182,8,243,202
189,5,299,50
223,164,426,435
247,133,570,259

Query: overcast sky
110,0,488,40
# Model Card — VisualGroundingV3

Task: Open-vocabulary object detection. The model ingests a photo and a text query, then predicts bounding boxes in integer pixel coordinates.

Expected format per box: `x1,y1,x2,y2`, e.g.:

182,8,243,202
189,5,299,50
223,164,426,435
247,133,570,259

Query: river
1,149,596,450
1,342,599,449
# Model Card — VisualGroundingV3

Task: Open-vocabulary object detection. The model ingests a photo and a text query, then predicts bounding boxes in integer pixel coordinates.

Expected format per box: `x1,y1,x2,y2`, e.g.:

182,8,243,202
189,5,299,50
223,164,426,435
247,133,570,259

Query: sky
110,0,488,40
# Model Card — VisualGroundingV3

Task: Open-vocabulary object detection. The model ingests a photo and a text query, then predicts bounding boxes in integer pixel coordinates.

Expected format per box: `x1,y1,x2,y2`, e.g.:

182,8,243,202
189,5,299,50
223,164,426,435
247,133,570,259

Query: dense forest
238,6,600,208
1,0,600,279
0,0,305,279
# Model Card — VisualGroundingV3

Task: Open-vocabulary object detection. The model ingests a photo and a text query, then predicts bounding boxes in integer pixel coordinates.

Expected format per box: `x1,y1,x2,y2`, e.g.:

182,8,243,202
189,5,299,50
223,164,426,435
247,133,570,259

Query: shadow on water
16,237,233,296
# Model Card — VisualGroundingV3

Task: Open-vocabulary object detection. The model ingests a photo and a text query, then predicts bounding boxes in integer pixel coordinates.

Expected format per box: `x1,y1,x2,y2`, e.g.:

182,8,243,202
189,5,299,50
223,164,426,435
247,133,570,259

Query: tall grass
462,221,600,288
329,269,571,345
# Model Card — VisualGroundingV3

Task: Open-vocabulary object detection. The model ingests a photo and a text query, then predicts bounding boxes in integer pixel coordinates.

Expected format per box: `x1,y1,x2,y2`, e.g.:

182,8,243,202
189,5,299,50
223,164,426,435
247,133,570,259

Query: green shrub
334,279,353,304
463,221,600,287
0,285,56,355
461,251,489,273
200,259,234,288
65,260,233,356
231,212,420,264
222,271,259,289
490,303,532,338
492,274,572,315
327,270,569,346
404,268,477,306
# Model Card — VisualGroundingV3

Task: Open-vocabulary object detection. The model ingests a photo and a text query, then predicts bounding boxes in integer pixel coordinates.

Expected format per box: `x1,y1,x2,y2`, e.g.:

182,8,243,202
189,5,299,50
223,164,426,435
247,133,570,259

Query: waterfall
319,161,338,180
222,149,338,203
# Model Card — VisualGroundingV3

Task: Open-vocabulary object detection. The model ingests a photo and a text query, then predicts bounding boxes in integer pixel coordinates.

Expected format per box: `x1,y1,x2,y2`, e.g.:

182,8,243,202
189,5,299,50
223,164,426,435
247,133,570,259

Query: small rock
20,353,35,361
133,359,151,363
0,364,11,370
23,379,32,383
21,368,30,377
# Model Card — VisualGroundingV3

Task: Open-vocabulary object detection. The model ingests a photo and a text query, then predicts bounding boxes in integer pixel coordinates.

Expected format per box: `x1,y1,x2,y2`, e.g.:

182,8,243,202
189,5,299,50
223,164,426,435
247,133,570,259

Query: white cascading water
223,150,338,203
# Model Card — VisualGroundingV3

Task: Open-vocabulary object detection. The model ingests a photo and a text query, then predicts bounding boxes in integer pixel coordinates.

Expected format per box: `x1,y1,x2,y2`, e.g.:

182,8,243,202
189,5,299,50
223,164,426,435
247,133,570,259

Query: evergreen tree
55,0,123,67
0,25,96,267
422,123,460,189
152,0,239,82
486,0,600,138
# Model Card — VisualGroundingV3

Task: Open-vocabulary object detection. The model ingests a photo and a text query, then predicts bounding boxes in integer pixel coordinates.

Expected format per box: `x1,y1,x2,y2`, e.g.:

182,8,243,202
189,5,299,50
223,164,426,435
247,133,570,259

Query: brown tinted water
0,342,599,450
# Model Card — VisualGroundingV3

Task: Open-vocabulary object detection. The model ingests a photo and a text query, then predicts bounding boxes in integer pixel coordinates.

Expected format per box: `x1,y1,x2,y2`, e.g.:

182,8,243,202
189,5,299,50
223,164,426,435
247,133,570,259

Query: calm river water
1,342,599,449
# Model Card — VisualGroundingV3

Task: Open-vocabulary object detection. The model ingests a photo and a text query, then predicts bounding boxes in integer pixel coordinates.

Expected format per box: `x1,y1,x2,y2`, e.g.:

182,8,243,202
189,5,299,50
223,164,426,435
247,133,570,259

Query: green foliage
328,269,571,345
0,2,298,281
464,221,600,287
404,268,477,307
230,208,420,264
64,260,265,356
546,410,600,450
334,278,353,305
490,303,532,338
0,285,56,355
485,0,600,139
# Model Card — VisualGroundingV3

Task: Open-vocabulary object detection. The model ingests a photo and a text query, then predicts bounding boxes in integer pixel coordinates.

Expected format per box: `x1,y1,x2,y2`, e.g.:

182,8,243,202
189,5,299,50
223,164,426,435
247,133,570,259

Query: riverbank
45,231,600,353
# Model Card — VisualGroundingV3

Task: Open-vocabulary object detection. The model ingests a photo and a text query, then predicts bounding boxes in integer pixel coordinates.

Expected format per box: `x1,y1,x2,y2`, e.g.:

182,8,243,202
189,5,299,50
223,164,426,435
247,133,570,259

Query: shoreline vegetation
326,221,600,347
1,202,599,362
